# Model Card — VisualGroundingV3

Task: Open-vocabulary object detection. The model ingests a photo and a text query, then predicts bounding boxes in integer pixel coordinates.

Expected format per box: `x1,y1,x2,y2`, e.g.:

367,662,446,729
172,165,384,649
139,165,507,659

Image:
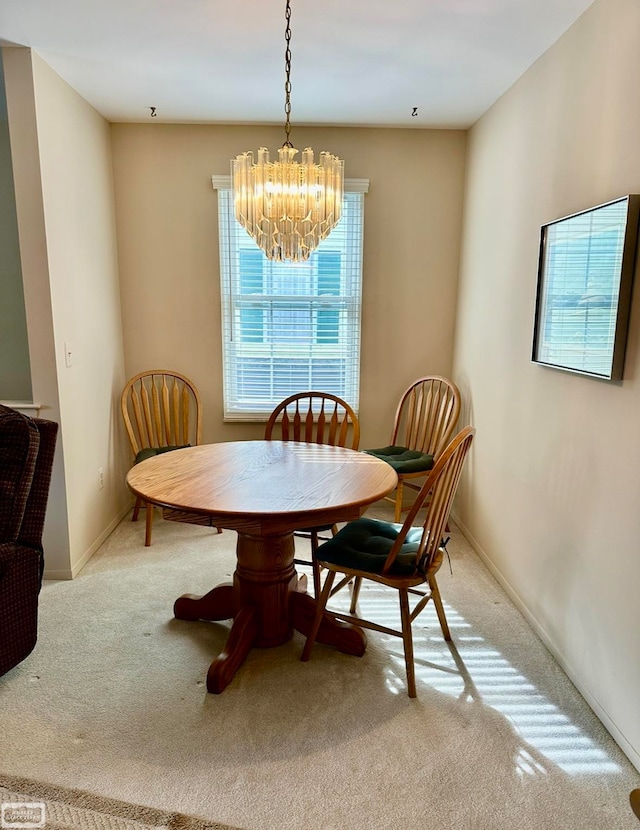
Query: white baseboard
450,509,640,775
43,504,132,581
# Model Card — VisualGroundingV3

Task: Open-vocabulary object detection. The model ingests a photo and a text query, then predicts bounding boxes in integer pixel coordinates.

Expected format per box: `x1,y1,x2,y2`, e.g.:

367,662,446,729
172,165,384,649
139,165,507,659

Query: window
213,177,368,420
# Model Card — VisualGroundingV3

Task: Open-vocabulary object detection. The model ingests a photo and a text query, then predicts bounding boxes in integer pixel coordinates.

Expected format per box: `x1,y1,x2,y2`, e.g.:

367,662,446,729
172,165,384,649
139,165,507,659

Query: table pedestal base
173,530,366,693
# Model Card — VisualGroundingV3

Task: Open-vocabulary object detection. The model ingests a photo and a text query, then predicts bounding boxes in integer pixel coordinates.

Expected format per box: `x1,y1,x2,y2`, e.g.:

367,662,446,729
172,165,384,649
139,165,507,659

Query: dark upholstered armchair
0,404,58,677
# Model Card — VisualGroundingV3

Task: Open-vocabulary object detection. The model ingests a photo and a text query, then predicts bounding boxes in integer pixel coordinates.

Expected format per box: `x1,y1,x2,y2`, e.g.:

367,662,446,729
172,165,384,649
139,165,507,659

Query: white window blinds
535,198,629,378
213,177,368,421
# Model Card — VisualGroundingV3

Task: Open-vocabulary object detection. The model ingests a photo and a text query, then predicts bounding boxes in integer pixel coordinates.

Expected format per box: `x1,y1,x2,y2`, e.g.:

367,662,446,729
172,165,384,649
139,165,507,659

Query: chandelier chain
283,0,293,147
231,0,344,261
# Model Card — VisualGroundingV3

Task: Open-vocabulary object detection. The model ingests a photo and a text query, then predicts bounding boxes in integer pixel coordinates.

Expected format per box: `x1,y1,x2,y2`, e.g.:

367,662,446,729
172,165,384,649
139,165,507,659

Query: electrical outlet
98,467,104,490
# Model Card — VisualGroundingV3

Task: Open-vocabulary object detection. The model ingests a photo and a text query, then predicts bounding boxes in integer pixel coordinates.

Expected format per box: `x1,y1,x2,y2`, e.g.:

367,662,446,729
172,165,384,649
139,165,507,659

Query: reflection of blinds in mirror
535,198,629,378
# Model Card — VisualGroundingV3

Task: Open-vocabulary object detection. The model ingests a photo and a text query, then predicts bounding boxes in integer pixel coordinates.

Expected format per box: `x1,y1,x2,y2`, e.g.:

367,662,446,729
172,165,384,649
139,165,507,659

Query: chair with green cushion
364,375,461,522
301,425,475,698
121,370,221,546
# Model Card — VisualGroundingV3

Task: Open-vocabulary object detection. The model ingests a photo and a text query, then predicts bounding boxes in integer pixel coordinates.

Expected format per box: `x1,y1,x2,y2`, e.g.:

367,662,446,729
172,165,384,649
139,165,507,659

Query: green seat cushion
134,444,190,464
364,446,434,474
317,517,422,576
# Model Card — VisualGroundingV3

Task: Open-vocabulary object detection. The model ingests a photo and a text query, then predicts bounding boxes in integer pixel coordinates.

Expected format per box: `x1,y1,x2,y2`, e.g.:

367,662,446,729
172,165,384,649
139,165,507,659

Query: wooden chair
121,370,221,546
264,392,360,596
301,425,475,698
364,375,461,521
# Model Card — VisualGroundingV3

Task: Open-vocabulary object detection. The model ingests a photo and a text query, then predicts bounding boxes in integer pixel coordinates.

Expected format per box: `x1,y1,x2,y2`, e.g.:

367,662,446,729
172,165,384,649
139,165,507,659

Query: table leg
175,532,300,692
234,531,298,648
206,605,259,693
290,591,367,657
175,530,366,692
173,583,235,621
174,582,260,693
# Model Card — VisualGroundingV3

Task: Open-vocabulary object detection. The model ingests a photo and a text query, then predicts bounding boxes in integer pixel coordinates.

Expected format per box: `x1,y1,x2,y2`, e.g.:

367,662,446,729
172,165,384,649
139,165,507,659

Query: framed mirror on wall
532,195,640,381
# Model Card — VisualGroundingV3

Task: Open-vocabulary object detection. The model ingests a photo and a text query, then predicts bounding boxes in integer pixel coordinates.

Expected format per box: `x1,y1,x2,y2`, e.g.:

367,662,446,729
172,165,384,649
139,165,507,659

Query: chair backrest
381,425,475,576
265,392,360,449
121,370,202,457
390,376,461,458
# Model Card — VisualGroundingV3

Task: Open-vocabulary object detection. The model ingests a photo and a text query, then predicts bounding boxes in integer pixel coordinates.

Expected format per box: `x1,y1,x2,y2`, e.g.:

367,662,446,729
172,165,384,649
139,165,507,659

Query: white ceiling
0,0,595,129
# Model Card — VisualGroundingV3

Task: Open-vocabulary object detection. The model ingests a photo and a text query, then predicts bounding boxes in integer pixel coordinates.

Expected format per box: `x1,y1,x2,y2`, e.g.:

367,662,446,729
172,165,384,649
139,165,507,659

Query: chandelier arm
283,0,293,148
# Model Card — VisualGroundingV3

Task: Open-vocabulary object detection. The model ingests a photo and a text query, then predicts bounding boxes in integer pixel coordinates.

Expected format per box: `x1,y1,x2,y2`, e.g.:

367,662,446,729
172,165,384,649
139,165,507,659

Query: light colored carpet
0,503,638,830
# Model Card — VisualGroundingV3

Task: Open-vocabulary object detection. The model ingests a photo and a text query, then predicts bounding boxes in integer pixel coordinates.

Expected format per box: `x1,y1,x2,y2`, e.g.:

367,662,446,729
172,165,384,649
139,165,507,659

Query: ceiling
0,0,595,129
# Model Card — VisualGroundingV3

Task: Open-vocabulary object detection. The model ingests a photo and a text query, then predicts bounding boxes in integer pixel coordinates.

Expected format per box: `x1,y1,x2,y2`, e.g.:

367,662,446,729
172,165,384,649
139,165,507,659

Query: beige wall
111,124,467,448
4,48,128,577
453,0,640,771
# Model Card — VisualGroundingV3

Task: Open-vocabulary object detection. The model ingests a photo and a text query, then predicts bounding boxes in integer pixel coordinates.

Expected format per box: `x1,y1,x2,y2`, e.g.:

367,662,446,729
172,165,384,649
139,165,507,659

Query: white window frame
213,176,369,421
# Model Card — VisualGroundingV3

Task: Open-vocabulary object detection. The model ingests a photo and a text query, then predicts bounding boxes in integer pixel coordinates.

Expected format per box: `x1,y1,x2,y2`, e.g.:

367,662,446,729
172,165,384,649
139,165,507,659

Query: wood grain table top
126,440,397,534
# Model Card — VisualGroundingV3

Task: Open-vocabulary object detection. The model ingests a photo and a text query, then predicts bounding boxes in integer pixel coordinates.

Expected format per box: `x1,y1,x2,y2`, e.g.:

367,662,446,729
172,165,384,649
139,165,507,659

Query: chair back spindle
265,392,359,450
121,370,202,458
392,376,461,458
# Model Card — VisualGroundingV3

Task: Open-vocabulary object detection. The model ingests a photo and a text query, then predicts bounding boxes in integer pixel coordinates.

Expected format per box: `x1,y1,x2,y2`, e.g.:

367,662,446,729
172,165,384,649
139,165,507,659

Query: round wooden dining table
126,440,397,693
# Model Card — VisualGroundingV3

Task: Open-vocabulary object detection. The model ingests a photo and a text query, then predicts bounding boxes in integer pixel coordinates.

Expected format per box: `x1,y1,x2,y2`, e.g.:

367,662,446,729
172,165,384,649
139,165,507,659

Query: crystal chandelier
232,0,344,263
